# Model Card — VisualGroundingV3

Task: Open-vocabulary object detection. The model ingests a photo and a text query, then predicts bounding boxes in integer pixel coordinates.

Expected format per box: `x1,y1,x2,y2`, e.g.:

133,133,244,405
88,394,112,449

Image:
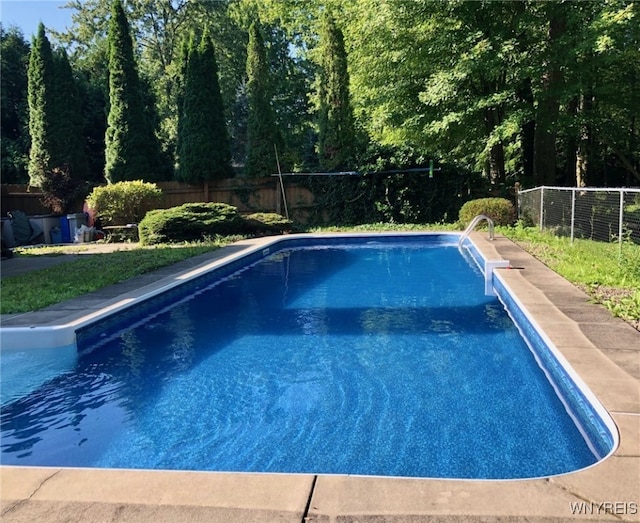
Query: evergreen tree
52,48,89,181
76,58,109,184
28,24,87,187
27,23,89,193
317,12,355,171
1,26,30,183
105,0,161,183
176,31,233,182
246,21,281,177
27,23,55,187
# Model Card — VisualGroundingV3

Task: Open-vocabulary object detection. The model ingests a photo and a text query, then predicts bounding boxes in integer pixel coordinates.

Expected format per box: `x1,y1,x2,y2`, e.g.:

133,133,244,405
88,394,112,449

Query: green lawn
498,225,640,328
0,239,236,314
2,226,638,328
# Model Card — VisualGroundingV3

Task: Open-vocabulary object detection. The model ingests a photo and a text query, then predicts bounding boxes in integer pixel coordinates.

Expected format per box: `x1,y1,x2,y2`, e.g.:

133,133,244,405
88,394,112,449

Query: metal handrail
458,214,495,247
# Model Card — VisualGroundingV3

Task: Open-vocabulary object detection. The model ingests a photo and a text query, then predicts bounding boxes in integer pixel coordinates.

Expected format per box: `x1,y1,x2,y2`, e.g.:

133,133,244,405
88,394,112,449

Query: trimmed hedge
458,197,515,227
242,213,293,235
86,180,163,226
138,204,293,245
138,202,244,245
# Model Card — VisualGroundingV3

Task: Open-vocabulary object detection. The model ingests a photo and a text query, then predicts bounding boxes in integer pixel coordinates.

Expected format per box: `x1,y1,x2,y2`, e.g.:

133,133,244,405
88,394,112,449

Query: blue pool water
0,235,611,478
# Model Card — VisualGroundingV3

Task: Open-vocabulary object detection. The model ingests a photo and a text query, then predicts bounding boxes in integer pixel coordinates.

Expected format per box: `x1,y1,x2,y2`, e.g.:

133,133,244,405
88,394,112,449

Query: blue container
59,216,71,243
50,227,62,244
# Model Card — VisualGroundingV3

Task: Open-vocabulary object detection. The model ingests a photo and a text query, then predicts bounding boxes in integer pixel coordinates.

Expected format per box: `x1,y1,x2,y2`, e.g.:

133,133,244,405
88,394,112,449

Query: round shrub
138,202,243,245
458,197,516,227
86,180,163,225
242,213,293,235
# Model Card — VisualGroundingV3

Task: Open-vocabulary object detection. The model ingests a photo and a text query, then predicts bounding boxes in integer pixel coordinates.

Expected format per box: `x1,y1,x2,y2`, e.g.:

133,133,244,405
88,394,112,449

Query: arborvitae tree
27,23,89,196
176,32,233,182
27,23,56,186
174,38,189,166
105,0,161,183
52,49,89,181
38,48,90,213
317,13,355,171
76,61,109,184
246,21,281,177
1,26,30,183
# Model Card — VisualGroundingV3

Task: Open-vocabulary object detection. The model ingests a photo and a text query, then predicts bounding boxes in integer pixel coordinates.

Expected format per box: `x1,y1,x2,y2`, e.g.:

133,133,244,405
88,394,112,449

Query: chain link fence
518,186,640,244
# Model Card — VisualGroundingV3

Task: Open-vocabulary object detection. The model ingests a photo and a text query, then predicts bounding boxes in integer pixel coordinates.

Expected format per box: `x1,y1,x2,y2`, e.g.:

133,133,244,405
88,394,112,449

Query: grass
1,238,241,314
498,224,640,327
307,222,460,233
2,224,638,327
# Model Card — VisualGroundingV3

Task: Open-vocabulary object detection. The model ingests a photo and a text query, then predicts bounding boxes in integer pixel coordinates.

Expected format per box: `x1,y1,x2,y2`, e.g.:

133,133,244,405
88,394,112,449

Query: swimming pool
0,233,617,479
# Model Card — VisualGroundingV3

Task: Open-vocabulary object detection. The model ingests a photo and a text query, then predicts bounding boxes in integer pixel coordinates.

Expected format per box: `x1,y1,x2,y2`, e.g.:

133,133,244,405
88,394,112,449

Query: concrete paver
1,233,639,522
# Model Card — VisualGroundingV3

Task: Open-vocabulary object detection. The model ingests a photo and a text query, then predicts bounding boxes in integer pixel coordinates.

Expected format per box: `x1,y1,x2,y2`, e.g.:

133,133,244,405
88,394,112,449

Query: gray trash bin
67,213,87,242
29,214,61,244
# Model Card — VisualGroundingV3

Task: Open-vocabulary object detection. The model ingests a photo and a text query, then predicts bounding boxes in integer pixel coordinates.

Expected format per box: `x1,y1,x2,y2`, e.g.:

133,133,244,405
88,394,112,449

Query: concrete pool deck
1,233,639,522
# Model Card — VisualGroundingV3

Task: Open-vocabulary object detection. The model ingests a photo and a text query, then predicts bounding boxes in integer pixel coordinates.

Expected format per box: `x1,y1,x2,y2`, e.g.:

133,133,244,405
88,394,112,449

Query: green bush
138,202,244,245
86,180,163,225
458,197,515,227
242,213,293,235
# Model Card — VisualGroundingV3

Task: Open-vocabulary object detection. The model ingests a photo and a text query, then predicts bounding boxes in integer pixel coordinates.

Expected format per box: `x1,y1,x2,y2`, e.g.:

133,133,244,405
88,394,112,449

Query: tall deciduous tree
317,12,355,171
582,1,639,185
105,0,161,182
176,31,232,181
245,21,280,177
532,2,568,186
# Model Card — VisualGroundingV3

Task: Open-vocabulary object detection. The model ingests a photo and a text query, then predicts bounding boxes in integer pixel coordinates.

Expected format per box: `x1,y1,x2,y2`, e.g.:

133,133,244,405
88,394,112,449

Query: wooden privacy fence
1,177,316,223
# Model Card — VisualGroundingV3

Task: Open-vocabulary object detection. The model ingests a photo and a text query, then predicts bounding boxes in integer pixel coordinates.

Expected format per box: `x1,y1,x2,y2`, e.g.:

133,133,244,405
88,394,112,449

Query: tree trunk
565,97,578,186
517,79,535,187
575,93,592,187
484,107,506,187
575,145,587,187
533,6,567,186
628,114,637,186
488,143,506,187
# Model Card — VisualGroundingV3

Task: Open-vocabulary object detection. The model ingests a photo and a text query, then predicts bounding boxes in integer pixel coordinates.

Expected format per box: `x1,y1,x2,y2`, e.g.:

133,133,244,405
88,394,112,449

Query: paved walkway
1,234,638,522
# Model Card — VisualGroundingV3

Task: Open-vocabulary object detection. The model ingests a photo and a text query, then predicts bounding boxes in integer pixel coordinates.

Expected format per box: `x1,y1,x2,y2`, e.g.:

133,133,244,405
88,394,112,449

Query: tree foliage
176,32,232,182
2,0,637,196
26,23,87,188
1,25,30,183
343,0,639,188
26,23,56,187
317,11,355,171
245,21,281,177
52,48,89,181
104,0,162,183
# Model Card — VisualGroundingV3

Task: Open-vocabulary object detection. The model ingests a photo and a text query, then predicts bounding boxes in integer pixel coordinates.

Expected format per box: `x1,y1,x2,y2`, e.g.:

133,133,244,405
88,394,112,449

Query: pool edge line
483,246,620,466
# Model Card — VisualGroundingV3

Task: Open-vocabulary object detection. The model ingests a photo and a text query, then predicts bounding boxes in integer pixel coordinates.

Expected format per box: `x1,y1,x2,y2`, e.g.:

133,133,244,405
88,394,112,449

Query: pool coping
1,232,639,522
